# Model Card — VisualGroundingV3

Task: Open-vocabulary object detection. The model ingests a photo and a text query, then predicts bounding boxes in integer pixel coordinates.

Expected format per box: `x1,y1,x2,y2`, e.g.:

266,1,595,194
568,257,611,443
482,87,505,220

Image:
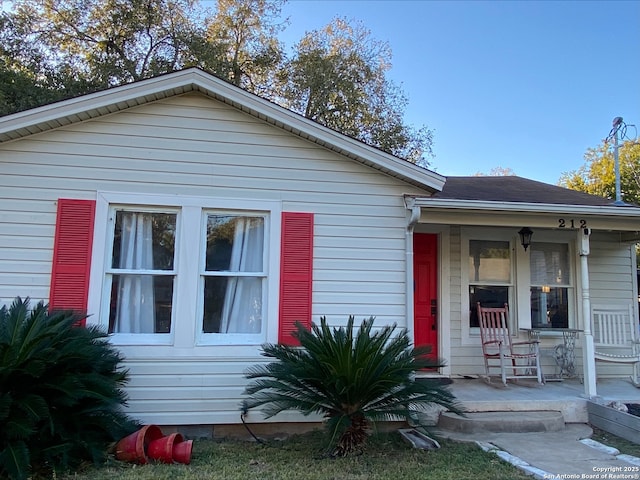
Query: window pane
531,286,569,328
203,277,262,333
112,211,176,270
469,286,509,328
530,243,570,285
469,240,511,283
108,275,173,333
205,216,264,272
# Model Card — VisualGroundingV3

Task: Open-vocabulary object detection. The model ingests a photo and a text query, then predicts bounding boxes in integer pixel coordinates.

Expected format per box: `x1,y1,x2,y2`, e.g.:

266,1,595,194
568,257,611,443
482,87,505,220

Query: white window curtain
219,218,264,333
530,243,571,328
530,243,569,285
114,213,156,333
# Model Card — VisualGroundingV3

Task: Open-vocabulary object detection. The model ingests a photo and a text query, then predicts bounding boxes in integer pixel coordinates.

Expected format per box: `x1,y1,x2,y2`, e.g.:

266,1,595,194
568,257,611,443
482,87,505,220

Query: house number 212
558,219,587,229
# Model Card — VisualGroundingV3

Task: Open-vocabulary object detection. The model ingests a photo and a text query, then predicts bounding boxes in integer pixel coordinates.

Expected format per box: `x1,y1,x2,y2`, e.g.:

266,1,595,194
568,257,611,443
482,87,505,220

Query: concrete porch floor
443,377,640,423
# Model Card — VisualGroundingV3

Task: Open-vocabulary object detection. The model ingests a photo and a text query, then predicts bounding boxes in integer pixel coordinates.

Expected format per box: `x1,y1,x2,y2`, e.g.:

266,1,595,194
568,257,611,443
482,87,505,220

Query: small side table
521,328,582,381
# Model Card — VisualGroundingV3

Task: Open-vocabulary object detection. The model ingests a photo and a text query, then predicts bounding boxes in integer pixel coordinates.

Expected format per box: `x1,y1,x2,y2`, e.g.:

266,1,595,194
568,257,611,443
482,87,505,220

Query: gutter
411,197,640,217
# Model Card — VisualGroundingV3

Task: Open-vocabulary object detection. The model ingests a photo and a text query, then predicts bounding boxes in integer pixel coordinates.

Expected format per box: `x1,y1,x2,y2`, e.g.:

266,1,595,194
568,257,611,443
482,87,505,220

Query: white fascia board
0,68,445,192
413,197,640,218
0,70,198,135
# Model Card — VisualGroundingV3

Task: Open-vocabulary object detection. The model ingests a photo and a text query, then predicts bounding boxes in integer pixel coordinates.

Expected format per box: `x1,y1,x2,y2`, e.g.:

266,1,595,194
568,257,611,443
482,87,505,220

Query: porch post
578,228,598,398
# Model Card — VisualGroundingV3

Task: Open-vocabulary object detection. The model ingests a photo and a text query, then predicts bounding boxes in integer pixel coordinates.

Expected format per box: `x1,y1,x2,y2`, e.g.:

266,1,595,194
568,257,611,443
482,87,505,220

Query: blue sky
278,0,640,185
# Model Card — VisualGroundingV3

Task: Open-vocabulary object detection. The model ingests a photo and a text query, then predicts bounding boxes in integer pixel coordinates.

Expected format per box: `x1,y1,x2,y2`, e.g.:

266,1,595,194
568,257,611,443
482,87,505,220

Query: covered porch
405,176,640,400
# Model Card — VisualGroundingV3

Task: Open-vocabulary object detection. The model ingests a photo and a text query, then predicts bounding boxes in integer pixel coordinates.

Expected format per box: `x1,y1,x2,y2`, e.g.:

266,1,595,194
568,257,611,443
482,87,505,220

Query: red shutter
49,198,96,325
279,212,314,345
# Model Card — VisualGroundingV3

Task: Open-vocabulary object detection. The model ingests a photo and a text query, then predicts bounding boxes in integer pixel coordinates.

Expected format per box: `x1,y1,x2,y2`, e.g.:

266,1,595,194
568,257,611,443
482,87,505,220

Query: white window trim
102,205,180,346
460,227,517,346
87,191,282,350
460,227,578,346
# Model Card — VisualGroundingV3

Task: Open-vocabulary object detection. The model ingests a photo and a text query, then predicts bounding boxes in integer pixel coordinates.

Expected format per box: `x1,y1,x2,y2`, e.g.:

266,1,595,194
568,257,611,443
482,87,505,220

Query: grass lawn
590,426,640,457
61,430,532,480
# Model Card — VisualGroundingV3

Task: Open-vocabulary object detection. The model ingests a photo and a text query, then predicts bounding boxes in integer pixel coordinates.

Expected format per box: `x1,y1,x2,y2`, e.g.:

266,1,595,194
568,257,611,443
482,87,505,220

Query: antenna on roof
605,117,637,206
612,117,624,205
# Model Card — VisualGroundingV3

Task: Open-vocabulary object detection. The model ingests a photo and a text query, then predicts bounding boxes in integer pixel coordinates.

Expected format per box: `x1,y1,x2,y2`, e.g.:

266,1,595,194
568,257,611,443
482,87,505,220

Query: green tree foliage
276,17,432,164
0,297,138,480
11,0,203,86
560,140,640,205
0,12,96,114
1,1,433,164
243,316,462,457
203,0,285,92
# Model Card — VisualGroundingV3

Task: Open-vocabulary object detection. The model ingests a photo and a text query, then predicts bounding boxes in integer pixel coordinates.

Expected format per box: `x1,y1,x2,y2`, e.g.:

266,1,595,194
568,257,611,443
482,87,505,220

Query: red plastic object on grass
173,438,194,464
148,433,184,464
115,424,164,464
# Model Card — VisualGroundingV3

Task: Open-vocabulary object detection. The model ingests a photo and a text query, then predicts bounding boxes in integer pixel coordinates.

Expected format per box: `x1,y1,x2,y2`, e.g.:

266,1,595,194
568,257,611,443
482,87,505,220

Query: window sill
196,333,265,346
108,333,174,346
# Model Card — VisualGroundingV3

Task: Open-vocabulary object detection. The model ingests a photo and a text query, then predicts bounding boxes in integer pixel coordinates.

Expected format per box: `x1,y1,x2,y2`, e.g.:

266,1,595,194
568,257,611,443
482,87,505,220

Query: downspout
405,196,421,341
579,227,598,398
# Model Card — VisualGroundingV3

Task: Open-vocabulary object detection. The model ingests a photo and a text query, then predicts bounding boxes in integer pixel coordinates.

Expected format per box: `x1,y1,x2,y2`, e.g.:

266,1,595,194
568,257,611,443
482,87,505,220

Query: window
530,243,571,328
468,240,512,327
201,214,266,334
98,195,276,346
91,193,285,348
461,229,577,343
107,210,177,334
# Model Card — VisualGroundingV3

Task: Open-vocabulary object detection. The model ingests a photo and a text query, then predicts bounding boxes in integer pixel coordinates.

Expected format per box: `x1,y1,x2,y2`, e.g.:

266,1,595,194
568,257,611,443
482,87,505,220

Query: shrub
243,316,463,456
0,297,138,480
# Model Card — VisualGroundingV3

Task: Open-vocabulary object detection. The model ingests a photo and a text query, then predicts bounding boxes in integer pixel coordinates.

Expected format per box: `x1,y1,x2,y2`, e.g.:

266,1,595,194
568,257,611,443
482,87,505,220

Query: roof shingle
433,176,630,207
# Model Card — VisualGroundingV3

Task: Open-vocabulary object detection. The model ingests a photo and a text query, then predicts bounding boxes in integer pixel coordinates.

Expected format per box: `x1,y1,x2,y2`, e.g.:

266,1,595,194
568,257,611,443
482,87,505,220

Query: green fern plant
243,316,463,456
0,297,138,480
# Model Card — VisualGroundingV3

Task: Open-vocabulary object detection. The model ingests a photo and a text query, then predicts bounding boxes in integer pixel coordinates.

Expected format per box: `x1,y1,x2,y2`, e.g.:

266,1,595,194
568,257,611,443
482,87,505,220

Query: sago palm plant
0,297,138,480
243,316,462,456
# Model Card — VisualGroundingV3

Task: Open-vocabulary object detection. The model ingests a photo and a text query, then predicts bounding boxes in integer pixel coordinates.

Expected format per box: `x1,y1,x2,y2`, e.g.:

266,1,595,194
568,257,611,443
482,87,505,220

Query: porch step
437,411,565,434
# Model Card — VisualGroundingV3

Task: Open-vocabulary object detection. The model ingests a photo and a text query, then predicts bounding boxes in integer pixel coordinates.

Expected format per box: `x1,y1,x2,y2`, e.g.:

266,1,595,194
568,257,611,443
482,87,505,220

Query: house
1,68,639,428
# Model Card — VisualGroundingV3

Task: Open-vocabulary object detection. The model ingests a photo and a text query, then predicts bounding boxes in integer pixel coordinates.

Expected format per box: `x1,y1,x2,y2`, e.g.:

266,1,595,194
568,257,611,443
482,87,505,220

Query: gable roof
435,176,617,206
0,68,445,192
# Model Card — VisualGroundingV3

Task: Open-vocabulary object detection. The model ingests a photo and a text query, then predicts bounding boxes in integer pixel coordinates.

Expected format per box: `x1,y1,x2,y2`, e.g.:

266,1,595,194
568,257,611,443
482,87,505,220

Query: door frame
410,226,451,377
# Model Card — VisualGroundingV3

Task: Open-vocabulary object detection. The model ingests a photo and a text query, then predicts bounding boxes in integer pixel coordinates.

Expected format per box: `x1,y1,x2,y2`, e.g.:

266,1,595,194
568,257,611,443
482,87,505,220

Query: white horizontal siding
0,92,426,423
313,269,405,283
448,227,463,348
0,248,50,263
588,235,637,378
315,246,403,262
446,225,466,377
589,235,636,306
118,356,317,424
0,166,399,196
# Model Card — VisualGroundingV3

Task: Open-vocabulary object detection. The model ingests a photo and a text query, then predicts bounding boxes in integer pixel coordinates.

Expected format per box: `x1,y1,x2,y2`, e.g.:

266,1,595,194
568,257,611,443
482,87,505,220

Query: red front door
413,233,438,358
